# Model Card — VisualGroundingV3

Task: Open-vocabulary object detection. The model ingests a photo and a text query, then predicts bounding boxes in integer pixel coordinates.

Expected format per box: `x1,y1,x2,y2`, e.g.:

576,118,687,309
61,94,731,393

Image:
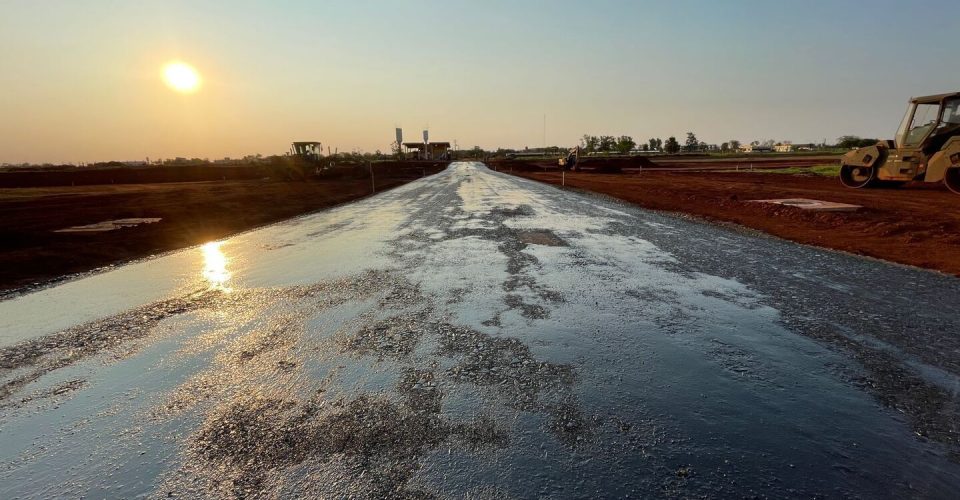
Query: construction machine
559,146,580,171
840,92,960,194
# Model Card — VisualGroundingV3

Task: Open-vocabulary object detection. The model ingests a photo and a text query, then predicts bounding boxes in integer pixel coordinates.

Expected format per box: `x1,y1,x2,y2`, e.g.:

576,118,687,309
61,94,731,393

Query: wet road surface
2,162,959,498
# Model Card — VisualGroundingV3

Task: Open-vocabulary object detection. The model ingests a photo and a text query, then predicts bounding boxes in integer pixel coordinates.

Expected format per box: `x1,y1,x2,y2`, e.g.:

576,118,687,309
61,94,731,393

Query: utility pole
543,114,546,150
369,161,375,194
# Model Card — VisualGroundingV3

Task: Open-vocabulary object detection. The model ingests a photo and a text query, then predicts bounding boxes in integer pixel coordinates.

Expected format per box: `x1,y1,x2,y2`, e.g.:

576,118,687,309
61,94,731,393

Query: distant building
403,141,451,160
774,143,793,153
756,146,773,152
740,144,773,153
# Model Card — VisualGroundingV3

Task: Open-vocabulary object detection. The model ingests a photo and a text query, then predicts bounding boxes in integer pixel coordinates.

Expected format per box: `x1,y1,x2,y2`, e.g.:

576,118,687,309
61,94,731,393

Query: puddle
516,230,566,247
54,218,162,233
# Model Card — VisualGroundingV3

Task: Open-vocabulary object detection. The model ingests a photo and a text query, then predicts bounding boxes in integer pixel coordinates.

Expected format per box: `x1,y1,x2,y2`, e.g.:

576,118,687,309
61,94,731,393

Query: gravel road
1,162,959,498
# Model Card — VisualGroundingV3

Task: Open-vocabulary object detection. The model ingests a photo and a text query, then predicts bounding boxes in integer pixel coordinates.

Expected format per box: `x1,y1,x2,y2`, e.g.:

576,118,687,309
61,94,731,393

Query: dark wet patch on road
334,308,590,445
837,335,960,458
378,279,427,309
187,378,509,497
0,378,87,410
446,287,468,304
233,315,301,364
625,287,681,303
304,220,353,238
701,288,764,310
490,205,535,218
436,323,590,444
706,339,767,383
504,294,549,320
338,313,429,359
516,229,566,247
0,290,224,403
481,314,502,328
260,242,294,251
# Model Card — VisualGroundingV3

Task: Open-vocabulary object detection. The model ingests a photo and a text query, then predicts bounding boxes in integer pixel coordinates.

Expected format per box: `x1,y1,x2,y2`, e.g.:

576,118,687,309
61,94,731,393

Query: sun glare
201,241,231,289
162,62,201,93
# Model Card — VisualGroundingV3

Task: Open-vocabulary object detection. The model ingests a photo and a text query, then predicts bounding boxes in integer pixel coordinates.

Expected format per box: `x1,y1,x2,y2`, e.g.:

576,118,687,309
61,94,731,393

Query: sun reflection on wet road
201,241,231,289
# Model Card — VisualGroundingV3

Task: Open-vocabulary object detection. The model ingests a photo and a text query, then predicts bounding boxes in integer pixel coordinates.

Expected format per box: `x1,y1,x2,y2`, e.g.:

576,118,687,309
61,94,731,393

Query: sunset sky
1,0,958,164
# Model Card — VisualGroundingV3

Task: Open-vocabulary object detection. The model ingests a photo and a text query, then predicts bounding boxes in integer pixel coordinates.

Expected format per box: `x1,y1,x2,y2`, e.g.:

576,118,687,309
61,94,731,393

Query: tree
664,136,681,154
581,135,599,153
836,135,878,148
648,138,658,151
685,132,699,151
598,135,617,152
720,142,730,152
729,140,741,151
615,135,636,155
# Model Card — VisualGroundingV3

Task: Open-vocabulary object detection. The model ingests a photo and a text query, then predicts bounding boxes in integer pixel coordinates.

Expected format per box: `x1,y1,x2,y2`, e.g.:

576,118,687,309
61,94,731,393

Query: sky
1,0,958,164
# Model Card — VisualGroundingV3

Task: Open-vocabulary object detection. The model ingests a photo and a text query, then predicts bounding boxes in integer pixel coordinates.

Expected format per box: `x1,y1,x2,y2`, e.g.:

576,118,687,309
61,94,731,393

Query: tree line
580,132,875,154
580,133,737,154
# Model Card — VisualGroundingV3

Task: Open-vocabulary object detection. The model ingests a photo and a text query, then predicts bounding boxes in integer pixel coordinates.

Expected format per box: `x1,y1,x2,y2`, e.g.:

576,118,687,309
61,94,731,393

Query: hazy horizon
2,0,958,164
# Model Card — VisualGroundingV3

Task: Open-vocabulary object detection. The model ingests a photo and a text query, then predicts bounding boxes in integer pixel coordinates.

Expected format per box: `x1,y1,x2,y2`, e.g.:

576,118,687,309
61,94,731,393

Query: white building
740,144,772,153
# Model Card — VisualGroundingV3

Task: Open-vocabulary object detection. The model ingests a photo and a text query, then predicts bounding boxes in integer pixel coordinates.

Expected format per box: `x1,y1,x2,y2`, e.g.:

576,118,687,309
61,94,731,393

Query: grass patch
766,164,840,176
720,164,840,176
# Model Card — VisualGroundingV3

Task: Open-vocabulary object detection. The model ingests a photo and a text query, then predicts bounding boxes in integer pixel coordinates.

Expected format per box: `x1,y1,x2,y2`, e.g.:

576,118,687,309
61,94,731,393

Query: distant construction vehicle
559,146,580,171
840,92,960,194
291,141,323,162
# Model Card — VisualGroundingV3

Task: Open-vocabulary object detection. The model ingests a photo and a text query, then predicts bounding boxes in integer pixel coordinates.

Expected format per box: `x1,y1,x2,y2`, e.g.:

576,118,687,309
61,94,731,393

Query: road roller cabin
840,92,960,194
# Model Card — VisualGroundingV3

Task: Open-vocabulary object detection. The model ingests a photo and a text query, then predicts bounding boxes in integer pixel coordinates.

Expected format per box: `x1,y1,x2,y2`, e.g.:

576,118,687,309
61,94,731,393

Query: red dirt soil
510,170,960,276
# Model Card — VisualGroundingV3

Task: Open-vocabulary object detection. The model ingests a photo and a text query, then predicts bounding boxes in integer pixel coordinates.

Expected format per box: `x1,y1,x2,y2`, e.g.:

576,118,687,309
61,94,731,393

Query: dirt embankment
0,164,446,293
509,170,960,276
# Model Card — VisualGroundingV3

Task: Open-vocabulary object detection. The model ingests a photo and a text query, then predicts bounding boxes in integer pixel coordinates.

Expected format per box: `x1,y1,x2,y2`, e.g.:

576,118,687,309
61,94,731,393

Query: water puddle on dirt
54,218,162,233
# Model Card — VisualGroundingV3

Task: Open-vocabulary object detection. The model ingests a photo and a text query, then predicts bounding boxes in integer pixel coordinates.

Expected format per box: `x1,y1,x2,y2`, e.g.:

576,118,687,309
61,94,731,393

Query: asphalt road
1,162,959,498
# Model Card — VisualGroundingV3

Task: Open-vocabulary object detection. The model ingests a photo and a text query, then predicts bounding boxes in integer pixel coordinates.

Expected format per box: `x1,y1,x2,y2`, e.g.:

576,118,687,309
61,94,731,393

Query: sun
162,61,201,93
